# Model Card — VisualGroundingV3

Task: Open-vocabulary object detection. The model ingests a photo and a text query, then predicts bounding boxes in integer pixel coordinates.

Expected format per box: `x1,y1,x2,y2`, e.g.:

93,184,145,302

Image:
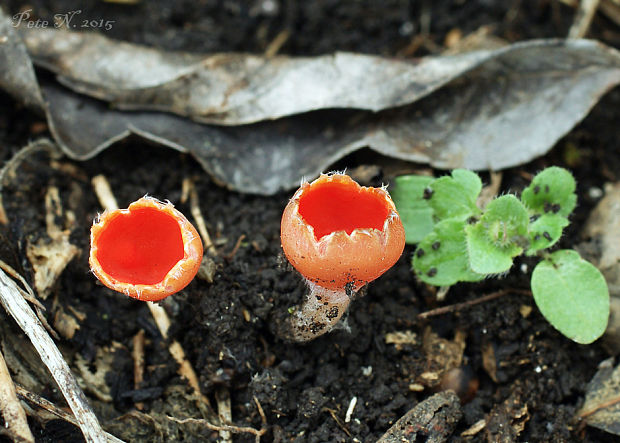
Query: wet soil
2,0,620,441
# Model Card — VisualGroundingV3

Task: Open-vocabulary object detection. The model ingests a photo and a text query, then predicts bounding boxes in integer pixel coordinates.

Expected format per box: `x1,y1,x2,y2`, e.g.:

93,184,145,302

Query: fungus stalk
280,173,405,341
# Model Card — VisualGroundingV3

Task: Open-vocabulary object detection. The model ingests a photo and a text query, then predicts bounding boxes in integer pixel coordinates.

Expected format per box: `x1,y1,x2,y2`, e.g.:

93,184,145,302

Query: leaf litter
3,8,620,194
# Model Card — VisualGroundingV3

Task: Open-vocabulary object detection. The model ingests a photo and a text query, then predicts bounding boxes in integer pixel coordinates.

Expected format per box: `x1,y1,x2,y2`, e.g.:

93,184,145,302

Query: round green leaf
521,166,576,217
526,214,569,255
391,175,435,244
413,219,484,286
428,169,482,221
465,195,528,274
531,250,609,344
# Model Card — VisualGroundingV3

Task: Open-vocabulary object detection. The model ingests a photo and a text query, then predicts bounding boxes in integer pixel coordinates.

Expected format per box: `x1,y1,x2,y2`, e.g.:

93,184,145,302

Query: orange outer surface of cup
280,174,406,291
89,197,203,301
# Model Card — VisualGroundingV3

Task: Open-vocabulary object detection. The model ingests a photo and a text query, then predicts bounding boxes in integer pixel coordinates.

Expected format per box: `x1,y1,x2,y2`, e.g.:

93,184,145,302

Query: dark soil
2,1,620,442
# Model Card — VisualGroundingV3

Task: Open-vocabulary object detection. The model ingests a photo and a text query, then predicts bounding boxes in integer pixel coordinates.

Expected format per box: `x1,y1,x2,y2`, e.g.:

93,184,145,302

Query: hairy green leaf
428,169,482,221
465,195,529,274
531,250,609,344
526,214,569,254
413,219,484,286
391,175,434,244
521,167,577,218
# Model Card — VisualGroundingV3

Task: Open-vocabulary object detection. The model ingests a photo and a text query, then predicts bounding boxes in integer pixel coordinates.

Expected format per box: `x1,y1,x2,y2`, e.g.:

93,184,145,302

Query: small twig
600,0,620,27
132,329,145,410
0,350,34,442
253,395,267,428
568,0,600,38
578,394,620,419
0,260,59,340
0,268,106,442
418,289,531,319
146,302,216,418
15,385,124,443
187,179,217,256
224,234,246,260
345,396,357,423
324,407,352,438
477,171,503,209
265,29,290,57
215,387,232,443
91,175,119,211
166,415,267,441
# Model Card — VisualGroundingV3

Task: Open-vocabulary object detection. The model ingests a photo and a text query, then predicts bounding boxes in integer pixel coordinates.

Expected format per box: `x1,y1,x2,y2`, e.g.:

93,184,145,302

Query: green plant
391,167,609,344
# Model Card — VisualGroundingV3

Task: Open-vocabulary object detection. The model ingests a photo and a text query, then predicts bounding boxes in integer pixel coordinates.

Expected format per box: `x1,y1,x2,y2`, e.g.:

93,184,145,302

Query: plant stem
418,289,531,319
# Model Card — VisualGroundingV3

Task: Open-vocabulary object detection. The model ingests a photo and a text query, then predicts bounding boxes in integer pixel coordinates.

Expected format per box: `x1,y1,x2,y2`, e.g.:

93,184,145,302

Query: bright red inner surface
298,179,390,240
96,207,184,285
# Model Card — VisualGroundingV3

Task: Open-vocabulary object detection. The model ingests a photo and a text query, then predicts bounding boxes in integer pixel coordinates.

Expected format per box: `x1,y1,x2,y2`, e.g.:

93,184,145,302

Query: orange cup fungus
281,173,405,292
89,197,203,301
280,173,405,341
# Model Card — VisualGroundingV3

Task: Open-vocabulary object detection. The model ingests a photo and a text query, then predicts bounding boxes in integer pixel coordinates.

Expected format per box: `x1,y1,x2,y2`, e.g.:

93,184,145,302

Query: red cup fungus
89,197,203,301
280,173,405,341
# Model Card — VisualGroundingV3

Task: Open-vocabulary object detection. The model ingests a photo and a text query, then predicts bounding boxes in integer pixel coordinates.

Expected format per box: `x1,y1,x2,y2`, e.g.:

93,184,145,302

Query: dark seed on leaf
432,241,440,250
545,185,550,193
552,203,561,213
427,267,437,277
544,202,552,213
423,187,434,199
534,234,541,241
530,214,540,222
416,248,425,258
543,231,552,241
467,216,478,224
533,185,540,194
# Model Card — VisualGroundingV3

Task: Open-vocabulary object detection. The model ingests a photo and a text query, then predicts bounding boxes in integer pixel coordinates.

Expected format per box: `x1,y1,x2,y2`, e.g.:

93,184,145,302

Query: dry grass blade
15,385,125,443
0,265,106,443
0,349,34,443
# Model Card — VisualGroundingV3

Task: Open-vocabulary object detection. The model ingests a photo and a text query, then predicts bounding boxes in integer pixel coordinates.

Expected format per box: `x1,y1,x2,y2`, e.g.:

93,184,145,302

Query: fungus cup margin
89,196,203,301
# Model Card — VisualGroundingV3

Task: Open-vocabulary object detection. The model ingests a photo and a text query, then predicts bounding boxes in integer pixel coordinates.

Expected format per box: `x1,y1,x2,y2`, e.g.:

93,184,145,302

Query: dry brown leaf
75,342,125,403
377,390,462,442
581,182,620,351
53,306,80,340
25,187,78,299
482,341,499,383
18,27,510,125
4,10,620,194
579,357,620,435
419,327,466,388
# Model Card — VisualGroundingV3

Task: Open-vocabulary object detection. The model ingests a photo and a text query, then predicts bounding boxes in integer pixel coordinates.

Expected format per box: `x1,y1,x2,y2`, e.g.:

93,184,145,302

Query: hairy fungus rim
89,196,203,301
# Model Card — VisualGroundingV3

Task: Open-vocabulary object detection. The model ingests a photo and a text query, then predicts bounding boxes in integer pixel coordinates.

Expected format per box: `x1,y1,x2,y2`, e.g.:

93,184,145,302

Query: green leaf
521,167,577,218
531,250,609,344
391,175,435,244
526,214,569,255
413,218,484,286
465,195,529,274
428,169,482,221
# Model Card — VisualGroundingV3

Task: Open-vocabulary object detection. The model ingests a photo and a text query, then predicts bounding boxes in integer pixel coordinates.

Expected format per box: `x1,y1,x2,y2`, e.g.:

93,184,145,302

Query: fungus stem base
286,281,354,342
